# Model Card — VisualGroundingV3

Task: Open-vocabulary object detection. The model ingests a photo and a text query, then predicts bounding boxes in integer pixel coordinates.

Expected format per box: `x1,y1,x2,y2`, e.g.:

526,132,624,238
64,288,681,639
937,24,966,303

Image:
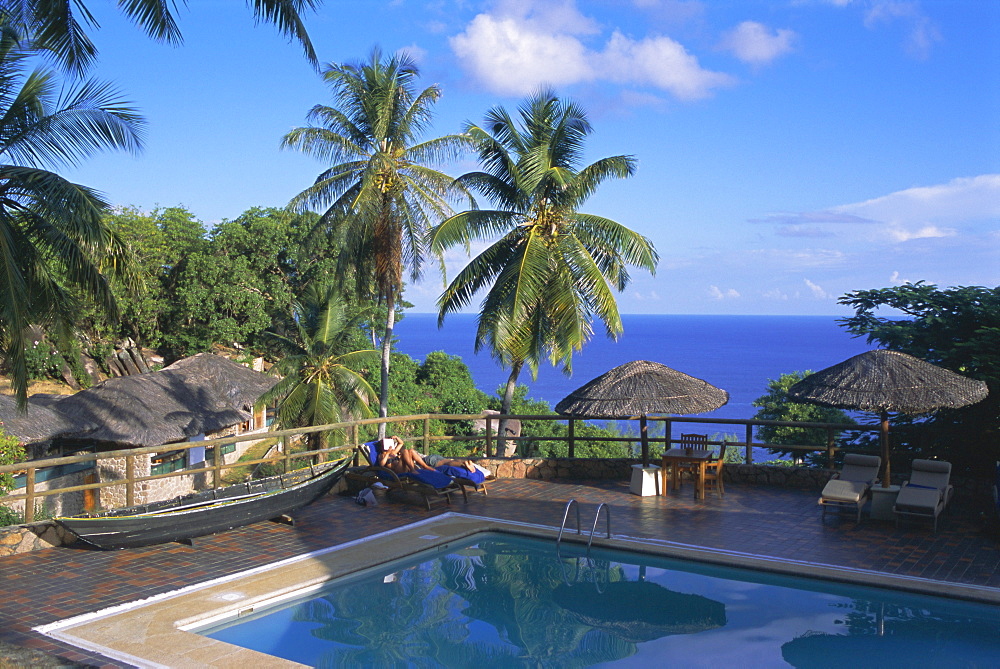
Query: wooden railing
0,413,882,522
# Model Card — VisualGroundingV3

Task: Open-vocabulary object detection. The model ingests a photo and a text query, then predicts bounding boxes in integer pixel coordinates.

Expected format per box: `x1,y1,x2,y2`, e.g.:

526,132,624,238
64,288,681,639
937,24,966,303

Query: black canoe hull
56,459,348,550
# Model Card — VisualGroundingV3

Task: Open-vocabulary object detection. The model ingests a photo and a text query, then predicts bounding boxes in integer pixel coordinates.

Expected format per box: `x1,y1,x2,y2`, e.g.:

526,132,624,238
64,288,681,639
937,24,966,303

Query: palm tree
2,0,322,74
0,35,144,405
431,91,658,454
282,48,470,434
260,282,379,457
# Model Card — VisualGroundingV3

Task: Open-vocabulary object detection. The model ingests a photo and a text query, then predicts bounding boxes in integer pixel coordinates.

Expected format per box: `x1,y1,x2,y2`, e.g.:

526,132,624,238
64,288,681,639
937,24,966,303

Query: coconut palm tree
0,35,143,405
282,48,470,434
260,282,379,457
431,91,658,454
1,0,322,74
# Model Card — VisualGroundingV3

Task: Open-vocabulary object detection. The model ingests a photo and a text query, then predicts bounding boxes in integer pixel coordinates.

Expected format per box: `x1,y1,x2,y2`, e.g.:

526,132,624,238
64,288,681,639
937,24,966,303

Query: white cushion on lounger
820,479,868,504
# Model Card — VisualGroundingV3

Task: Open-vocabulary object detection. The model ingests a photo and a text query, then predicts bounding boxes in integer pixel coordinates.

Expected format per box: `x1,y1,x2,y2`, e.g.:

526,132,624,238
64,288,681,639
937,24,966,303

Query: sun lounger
893,459,953,532
819,454,881,523
346,440,467,510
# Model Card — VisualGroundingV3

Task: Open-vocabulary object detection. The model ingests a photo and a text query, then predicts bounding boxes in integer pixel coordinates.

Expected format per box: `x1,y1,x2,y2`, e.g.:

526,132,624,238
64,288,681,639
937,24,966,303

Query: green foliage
283,48,471,421
839,282,1000,472
160,247,271,356
261,283,379,453
0,40,143,405
9,0,321,75
488,385,629,458
0,427,25,496
367,350,492,451
752,371,857,461
23,340,64,381
431,91,657,424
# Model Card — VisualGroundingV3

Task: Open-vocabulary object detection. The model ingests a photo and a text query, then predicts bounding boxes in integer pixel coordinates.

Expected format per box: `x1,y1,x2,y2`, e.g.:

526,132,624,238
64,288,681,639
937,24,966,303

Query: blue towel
437,465,485,484
400,468,453,489
361,440,381,465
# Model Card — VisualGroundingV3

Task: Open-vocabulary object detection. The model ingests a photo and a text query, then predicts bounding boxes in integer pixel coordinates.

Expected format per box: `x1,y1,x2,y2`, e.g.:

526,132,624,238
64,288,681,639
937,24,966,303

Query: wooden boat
55,459,349,550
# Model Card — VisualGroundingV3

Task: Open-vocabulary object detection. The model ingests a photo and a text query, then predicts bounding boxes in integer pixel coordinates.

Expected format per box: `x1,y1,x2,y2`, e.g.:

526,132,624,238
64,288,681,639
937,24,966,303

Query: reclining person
375,436,486,483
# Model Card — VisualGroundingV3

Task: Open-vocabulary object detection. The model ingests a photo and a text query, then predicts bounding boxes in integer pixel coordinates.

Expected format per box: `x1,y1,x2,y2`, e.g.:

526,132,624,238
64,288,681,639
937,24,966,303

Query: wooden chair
675,434,710,479
702,442,726,497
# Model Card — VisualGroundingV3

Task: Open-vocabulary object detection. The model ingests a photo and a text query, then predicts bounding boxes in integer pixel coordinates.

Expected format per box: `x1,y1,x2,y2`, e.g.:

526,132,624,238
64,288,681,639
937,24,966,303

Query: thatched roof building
46,353,278,449
0,394,87,449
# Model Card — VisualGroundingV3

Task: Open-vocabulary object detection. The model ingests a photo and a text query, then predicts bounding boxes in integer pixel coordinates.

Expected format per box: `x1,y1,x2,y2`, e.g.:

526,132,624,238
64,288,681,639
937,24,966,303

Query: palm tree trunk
498,361,522,457
378,291,396,439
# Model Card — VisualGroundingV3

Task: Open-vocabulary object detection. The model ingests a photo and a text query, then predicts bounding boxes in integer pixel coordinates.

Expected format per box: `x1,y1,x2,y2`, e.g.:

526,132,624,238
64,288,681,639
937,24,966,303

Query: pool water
198,533,1000,667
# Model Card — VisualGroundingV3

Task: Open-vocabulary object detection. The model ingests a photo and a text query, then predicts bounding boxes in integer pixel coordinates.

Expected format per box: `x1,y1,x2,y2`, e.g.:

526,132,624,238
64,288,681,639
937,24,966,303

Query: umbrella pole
880,411,891,488
640,415,649,467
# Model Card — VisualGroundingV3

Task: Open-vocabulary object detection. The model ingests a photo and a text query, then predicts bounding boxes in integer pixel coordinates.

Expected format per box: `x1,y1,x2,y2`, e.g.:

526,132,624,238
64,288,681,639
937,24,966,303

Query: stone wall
0,520,75,556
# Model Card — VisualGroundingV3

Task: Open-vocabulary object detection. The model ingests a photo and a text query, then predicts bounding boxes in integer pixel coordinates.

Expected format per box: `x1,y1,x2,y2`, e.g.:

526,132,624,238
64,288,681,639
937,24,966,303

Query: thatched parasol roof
0,394,88,444
46,353,278,448
555,360,729,417
786,350,988,414
552,581,727,643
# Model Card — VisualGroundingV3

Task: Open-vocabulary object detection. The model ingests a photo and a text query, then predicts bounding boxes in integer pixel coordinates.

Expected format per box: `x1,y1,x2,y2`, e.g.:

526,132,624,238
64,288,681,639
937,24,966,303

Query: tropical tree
752,371,857,464
431,91,658,453
839,282,1000,471
260,282,379,456
0,35,143,405
2,0,323,74
282,48,470,434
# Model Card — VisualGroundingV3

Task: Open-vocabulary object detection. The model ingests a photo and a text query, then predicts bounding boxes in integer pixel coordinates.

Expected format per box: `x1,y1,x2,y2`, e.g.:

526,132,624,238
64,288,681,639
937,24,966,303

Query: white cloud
889,270,912,284
833,174,999,241
598,31,734,100
632,290,661,301
719,21,796,65
804,278,832,299
863,1,942,59
746,248,847,269
885,224,955,242
762,289,789,301
708,285,740,300
450,15,592,95
450,5,733,99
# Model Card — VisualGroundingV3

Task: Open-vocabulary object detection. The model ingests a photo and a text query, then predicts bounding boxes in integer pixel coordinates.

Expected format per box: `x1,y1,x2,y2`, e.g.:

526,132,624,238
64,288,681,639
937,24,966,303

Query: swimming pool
195,532,1000,667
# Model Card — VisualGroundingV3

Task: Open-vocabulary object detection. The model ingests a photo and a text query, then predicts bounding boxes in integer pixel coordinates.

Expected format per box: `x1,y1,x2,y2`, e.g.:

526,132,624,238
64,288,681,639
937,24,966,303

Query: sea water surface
394,314,873,423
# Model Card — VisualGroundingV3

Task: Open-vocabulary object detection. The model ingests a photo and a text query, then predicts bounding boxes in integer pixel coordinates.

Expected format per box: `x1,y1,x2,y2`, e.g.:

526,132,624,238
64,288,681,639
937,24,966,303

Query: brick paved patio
1,478,998,667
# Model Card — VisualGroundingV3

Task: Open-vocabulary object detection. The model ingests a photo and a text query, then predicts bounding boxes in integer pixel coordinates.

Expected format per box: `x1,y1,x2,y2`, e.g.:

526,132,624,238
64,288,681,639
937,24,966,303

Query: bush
0,428,25,496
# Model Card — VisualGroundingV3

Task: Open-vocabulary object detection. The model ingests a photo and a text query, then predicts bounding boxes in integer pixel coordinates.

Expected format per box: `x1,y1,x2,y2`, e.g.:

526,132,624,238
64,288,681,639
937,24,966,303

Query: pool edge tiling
34,513,1000,669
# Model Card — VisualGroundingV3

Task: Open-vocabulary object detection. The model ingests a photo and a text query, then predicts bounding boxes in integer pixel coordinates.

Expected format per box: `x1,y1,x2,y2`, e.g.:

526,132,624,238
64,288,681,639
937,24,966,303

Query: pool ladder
555,499,611,554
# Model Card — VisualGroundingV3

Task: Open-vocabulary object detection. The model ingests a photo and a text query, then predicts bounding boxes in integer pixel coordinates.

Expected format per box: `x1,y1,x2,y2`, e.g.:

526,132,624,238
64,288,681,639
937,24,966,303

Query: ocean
393,313,873,428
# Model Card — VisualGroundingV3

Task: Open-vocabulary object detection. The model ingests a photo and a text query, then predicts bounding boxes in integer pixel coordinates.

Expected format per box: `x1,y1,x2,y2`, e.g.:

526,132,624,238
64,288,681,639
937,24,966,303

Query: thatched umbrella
787,350,988,486
555,360,729,465
552,580,727,643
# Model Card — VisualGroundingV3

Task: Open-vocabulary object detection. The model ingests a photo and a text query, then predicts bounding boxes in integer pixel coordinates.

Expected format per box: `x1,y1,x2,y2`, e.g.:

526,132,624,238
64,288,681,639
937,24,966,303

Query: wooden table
661,448,714,500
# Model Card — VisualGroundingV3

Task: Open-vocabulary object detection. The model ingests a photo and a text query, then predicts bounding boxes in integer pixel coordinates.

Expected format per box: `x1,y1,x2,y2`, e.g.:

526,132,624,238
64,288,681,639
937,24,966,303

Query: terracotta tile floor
1,479,998,667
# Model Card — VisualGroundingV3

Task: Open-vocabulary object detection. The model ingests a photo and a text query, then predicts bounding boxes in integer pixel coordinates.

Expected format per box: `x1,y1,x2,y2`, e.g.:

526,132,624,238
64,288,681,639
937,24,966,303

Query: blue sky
61,0,999,316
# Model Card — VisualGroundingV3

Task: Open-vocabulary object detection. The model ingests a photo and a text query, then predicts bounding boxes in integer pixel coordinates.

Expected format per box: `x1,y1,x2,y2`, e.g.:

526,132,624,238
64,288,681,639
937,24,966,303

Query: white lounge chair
819,454,881,523
894,459,953,532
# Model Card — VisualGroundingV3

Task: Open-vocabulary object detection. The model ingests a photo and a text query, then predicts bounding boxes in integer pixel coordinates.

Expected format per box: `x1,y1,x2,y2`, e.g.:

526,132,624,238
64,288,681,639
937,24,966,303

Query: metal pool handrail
557,499,582,546
587,503,611,553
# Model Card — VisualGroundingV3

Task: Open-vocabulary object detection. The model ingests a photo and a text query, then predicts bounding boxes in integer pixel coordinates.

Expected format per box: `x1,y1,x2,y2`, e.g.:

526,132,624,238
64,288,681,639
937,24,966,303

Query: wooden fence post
486,416,494,457
213,441,223,488
826,428,835,469
24,468,35,523
568,418,575,458
125,454,136,507
423,416,431,455
745,424,754,465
